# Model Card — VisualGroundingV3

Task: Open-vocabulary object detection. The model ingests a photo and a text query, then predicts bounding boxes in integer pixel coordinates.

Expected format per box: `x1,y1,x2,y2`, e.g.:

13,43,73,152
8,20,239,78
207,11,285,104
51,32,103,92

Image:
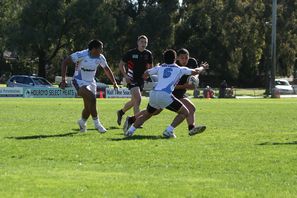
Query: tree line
0,0,296,87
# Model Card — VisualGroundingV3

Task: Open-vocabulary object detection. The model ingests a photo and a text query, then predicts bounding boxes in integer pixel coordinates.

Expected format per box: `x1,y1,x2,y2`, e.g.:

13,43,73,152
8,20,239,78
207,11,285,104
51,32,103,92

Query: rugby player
60,39,118,133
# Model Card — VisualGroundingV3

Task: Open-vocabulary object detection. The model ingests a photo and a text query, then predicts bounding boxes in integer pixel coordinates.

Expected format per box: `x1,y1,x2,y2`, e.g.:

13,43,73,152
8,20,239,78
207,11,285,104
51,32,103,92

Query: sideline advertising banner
105,88,131,98
0,87,23,97
23,87,77,98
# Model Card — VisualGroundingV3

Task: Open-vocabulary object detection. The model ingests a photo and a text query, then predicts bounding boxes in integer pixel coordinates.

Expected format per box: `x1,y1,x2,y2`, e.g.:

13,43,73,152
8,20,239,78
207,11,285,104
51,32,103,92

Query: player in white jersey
60,39,118,133
124,49,206,138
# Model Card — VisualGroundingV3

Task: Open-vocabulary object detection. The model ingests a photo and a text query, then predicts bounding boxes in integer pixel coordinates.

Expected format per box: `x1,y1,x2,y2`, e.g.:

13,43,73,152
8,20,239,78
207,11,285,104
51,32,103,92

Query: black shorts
146,96,183,114
172,89,187,100
127,80,144,91
174,94,188,100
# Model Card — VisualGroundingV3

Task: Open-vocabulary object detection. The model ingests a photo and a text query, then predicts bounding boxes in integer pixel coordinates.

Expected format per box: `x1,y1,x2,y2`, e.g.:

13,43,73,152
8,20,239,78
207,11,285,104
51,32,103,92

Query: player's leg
180,98,196,129
163,98,189,138
117,86,142,125
76,86,91,132
79,86,107,133
180,98,206,136
130,86,142,114
124,104,156,137
171,106,189,128
123,108,162,133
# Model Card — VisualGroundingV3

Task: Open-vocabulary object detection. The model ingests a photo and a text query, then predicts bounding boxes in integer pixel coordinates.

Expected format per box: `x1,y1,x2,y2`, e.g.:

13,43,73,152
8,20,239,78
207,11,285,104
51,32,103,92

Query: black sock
119,109,125,116
128,116,136,124
188,125,195,131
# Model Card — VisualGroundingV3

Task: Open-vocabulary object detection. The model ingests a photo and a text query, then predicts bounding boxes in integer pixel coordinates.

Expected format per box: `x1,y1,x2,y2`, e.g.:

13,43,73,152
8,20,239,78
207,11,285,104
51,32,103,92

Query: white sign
105,88,131,98
24,87,77,98
0,87,23,97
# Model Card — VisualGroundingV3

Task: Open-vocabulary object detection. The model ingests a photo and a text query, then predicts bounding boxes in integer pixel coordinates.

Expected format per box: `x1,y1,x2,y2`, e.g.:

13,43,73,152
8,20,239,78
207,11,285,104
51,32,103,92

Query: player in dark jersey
173,48,208,134
117,35,153,125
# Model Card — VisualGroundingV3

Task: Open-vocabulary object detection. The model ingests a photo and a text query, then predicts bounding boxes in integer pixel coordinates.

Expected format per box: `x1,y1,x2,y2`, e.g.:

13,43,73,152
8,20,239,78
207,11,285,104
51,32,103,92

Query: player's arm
192,62,209,75
146,59,153,69
143,66,158,80
103,66,119,89
119,60,131,84
146,63,152,69
146,52,153,69
143,70,150,80
60,56,74,89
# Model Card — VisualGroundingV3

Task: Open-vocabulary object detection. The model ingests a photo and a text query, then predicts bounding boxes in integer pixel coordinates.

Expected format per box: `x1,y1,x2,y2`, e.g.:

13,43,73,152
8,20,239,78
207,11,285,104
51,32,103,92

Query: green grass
0,98,297,197
187,88,265,97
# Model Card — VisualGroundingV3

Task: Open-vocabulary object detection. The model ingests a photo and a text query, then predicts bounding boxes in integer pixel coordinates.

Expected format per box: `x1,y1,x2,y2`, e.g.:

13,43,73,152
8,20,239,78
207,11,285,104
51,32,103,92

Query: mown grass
0,98,296,197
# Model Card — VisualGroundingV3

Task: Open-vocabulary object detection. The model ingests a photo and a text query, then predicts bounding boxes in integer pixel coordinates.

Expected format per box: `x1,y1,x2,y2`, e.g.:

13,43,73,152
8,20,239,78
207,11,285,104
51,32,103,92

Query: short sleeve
70,50,87,63
70,52,80,63
99,54,108,68
180,67,192,76
147,66,159,75
147,50,153,64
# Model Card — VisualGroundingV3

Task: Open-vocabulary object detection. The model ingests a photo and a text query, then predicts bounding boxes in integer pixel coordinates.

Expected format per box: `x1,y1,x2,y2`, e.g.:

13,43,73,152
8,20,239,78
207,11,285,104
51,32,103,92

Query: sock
81,118,87,124
119,109,125,116
188,124,195,131
92,117,100,125
128,124,136,132
166,125,174,132
128,116,136,124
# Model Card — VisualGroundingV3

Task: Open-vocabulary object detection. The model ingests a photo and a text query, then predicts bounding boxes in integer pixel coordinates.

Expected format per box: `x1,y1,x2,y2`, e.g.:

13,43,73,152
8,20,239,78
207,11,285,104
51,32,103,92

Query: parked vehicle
275,79,294,94
7,75,53,88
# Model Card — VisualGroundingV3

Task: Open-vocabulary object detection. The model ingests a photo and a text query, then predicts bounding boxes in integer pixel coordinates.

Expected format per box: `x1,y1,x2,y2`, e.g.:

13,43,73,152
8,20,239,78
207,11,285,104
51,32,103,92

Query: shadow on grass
109,134,165,141
108,126,121,130
5,132,79,140
258,141,297,146
77,126,121,131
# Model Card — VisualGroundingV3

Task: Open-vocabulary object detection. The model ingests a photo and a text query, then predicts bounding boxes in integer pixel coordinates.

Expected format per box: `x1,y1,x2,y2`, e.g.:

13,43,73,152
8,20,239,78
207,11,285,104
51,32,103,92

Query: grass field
0,97,297,197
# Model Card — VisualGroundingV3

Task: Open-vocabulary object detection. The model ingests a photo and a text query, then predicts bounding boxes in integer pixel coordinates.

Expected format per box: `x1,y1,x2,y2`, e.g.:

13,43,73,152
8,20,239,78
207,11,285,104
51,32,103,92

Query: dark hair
163,49,176,64
177,48,189,56
88,39,103,50
137,35,148,41
187,58,198,68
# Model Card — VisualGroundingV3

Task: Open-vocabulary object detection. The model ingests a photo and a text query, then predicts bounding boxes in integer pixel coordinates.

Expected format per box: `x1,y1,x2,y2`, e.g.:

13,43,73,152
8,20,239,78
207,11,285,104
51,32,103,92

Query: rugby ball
187,75,199,87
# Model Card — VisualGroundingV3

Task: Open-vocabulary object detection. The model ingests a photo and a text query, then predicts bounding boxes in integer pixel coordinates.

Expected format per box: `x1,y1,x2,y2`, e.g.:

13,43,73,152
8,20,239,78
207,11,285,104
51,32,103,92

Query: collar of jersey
88,51,100,59
161,63,178,67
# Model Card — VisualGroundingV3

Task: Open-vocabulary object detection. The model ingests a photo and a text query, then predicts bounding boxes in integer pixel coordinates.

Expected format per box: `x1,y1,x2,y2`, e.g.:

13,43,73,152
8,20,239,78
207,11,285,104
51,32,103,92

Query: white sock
166,125,174,132
81,118,87,124
128,125,136,133
93,117,101,125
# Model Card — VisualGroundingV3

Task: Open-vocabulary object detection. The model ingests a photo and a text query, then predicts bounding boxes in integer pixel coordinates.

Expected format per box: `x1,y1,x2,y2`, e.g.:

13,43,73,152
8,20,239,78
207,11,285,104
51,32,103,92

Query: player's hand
113,83,119,91
200,62,209,69
59,81,67,89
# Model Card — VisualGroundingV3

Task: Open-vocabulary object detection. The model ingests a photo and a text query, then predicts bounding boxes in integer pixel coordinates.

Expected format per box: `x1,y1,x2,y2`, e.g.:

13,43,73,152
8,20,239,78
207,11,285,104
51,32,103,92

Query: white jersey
147,63,192,93
70,49,108,82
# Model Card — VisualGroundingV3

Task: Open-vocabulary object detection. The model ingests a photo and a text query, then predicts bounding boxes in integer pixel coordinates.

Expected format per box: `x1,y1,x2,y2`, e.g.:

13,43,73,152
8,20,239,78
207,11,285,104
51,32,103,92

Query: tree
7,0,118,78
176,0,266,86
275,0,297,76
7,0,71,77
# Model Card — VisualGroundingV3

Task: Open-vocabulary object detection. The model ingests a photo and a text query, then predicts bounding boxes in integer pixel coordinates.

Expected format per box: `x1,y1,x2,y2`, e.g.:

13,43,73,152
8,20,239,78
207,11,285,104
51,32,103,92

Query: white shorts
149,90,173,109
72,79,97,95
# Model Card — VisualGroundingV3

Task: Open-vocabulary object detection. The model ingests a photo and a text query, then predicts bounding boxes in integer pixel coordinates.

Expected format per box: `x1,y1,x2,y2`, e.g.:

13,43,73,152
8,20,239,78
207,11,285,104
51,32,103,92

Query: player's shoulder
126,48,138,54
74,49,89,58
144,49,152,55
99,54,106,60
